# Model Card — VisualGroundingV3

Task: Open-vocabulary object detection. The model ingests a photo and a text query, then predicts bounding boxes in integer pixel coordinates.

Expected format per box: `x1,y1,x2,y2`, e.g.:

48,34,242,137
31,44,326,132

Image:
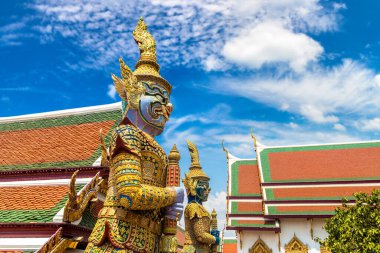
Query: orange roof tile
0,121,114,166
229,160,261,197
260,142,380,182
0,107,121,170
223,240,237,253
0,185,69,210
228,141,380,220
0,184,84,223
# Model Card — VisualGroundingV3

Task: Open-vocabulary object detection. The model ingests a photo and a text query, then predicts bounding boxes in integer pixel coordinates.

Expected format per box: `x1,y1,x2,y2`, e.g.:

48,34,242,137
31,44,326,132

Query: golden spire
250,128,258,150
132,17,172,93
186,141,209,179
133,17,156,63
112,17,172,104
211,209,218,230
168,144,180,164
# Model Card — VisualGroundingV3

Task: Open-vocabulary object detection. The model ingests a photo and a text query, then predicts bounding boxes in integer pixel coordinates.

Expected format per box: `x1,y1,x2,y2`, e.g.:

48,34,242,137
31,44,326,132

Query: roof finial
221,140,230,159
250,128,258,150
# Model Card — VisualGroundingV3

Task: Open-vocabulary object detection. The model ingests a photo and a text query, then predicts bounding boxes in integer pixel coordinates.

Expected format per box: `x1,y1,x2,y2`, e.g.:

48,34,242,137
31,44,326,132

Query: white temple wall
237,218,328,253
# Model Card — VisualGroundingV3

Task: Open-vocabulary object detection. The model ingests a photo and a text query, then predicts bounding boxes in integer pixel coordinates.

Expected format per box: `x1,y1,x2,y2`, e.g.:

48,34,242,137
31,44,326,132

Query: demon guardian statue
85,18,184,253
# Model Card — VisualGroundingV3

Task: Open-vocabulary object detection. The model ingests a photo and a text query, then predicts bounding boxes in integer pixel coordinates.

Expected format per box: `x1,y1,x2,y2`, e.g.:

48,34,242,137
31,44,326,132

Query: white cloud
374,74,380,87
203,55,227,72
162,103,361,159
357,118,380,131
299,105,338,123
333,123,346,131
203,191,227,231
0,22,26,33
107,84,117,100
212,59,380,124
16,0,342,70
222,21,323,72
0,21,32,46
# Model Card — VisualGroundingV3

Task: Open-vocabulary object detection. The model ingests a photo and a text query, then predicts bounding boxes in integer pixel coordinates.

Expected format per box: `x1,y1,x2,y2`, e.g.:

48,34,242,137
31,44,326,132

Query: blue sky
1,0,380,228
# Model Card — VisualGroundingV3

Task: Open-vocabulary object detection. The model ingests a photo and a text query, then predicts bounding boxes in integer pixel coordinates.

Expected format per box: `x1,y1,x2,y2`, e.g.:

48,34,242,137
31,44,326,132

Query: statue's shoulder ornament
110,124,144,157
185,203,210,220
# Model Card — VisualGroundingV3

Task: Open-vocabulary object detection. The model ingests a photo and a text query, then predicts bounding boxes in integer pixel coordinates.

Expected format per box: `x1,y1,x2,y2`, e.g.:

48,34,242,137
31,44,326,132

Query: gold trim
309,218,314,239
285,234,308,253
249,238,272,253
63,170,103,222
37,228,78,253
250,128,258,150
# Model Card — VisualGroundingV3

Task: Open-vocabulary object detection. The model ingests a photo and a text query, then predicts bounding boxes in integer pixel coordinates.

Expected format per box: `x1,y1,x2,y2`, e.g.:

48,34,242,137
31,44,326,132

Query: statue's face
196,179,211,202
139,82,172,133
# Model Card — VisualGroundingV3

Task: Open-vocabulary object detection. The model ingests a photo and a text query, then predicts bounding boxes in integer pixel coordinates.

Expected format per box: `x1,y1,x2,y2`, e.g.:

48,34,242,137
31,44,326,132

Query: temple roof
222,238,237,253
259,141,380,183
0,103,121,171
0,103,121,250
226,140,380,230
0,184,84,223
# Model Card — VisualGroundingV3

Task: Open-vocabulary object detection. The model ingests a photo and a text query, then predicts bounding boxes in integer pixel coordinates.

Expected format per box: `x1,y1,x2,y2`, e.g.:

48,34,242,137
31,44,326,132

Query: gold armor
182,141,218,253
86,123,176,253
183,203,216,253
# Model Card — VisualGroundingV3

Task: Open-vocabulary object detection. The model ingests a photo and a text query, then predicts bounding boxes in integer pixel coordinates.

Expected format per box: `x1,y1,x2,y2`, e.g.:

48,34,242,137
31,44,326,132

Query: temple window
249,238,272,253
284,235,308,253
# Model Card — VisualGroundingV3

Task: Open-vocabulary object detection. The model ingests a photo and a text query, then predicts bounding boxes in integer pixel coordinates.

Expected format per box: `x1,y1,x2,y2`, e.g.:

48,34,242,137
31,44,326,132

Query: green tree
318,190,380,253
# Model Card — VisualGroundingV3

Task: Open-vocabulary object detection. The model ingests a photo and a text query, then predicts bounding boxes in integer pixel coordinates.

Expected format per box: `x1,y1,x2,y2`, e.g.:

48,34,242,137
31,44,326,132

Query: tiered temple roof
226,140,380,231
0,103,121,251
0,102,188,252
0,103,121,171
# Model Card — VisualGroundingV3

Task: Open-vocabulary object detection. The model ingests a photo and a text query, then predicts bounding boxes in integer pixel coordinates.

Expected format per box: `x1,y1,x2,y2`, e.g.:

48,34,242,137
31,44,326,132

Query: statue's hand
211,230,220,245
174,186,184,203
165,187,184,220
165,202,184,220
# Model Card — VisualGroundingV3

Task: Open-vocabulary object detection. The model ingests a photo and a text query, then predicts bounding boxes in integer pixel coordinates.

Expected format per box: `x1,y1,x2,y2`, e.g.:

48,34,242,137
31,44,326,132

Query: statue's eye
155,94,166,103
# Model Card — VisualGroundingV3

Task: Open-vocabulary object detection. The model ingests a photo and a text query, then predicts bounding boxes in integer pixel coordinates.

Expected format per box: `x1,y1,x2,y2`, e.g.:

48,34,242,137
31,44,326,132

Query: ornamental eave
0,102,121,124
0,166,108,183
0,222,91,240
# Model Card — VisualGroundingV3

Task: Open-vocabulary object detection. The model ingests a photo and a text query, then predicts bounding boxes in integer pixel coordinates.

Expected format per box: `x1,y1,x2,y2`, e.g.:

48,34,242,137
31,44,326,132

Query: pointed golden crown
182,141,209,196
186,141,209,179
132,17,171,93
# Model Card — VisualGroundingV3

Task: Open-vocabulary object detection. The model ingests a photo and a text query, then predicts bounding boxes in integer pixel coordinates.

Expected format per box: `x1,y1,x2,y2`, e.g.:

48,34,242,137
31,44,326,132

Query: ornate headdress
112,17,172,109
182,141,209,196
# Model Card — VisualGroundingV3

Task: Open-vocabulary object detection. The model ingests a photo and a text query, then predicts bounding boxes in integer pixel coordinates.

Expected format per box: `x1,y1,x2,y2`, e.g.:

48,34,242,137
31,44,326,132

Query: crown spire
131,17,172,93
186,141,209,179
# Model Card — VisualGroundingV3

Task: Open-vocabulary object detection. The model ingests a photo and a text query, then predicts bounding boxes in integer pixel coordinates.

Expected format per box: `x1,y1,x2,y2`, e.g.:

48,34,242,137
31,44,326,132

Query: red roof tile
0,121,114,166
0,185,69,210
229,160,261,197
0,184,84,223
223,240,237,253
227,141,380,221
260,142,380,183
0,106,121,170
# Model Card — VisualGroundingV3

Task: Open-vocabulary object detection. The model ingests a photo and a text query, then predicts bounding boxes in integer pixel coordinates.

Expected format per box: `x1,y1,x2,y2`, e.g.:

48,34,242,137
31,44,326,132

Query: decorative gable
285,235,308,253
249,238,272,253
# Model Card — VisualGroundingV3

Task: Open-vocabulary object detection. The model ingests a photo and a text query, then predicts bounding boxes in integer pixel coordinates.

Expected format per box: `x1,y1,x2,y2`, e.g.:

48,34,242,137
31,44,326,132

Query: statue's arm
191,218,216,245
113,151,177,210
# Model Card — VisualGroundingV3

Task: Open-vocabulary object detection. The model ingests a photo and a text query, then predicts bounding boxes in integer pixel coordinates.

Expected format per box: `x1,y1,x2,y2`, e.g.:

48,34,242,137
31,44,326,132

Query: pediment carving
249,238,272,253
285,235,308,253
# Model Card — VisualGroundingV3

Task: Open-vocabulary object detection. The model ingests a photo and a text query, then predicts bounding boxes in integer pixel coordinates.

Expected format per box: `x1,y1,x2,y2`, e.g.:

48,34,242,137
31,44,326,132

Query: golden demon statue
182,141,220,253
85,18,184,253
